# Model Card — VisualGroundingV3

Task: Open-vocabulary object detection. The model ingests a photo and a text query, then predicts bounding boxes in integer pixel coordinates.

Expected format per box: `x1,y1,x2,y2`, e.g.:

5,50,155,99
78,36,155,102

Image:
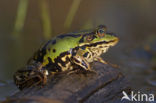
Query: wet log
3,62,130,103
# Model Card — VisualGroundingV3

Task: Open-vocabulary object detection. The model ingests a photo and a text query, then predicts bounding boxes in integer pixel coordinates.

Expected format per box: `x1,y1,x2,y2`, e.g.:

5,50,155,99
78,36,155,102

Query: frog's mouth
14,69,47,90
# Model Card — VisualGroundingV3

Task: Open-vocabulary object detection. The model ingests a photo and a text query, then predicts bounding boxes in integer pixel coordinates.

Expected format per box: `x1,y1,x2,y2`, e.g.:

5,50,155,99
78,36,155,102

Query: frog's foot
95,57,119,68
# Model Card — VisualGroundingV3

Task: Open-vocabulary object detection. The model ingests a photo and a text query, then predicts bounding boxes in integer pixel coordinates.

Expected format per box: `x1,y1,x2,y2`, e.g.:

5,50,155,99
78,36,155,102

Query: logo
121,91,155,102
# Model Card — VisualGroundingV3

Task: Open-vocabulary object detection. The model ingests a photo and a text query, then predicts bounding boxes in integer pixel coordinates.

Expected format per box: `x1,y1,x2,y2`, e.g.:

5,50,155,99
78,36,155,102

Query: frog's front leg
68,48,95,73
72,55,91,71
94,57,108,64
69,55,96,75
68,48,90,71
94,56,119,68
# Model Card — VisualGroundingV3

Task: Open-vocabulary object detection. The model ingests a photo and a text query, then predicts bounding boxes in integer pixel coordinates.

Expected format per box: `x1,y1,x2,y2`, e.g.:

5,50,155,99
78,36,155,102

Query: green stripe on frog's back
42,34,82,65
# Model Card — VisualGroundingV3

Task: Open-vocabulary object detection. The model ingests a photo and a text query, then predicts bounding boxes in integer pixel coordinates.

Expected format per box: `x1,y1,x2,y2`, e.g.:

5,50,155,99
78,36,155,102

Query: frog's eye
86,35,93,41
97,29,105,37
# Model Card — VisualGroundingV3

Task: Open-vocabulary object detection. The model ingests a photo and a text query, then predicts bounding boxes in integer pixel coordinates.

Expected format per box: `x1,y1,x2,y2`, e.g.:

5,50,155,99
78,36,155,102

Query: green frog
14,25,119,90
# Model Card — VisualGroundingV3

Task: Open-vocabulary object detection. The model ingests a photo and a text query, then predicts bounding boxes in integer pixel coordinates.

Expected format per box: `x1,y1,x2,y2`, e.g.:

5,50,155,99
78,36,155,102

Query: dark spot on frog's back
53,49,56,53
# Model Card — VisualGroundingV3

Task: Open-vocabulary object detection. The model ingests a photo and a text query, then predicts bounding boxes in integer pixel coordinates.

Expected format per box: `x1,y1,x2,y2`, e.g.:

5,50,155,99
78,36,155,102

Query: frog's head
14,64,48,90
79,25,119,47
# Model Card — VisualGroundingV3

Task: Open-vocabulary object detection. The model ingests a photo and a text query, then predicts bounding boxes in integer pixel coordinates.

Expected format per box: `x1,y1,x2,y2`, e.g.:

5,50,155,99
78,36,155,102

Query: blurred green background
0,0,156,101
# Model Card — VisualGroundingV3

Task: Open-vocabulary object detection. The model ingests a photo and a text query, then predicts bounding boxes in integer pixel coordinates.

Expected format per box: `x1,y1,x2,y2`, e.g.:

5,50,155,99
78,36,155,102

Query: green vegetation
13,0,92,40
64,0,82,29
13,0,28,37
39,0,52,39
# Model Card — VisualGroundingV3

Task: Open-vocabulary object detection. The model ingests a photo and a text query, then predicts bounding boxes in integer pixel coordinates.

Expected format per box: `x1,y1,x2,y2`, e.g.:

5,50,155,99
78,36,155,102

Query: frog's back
31,33,83,66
